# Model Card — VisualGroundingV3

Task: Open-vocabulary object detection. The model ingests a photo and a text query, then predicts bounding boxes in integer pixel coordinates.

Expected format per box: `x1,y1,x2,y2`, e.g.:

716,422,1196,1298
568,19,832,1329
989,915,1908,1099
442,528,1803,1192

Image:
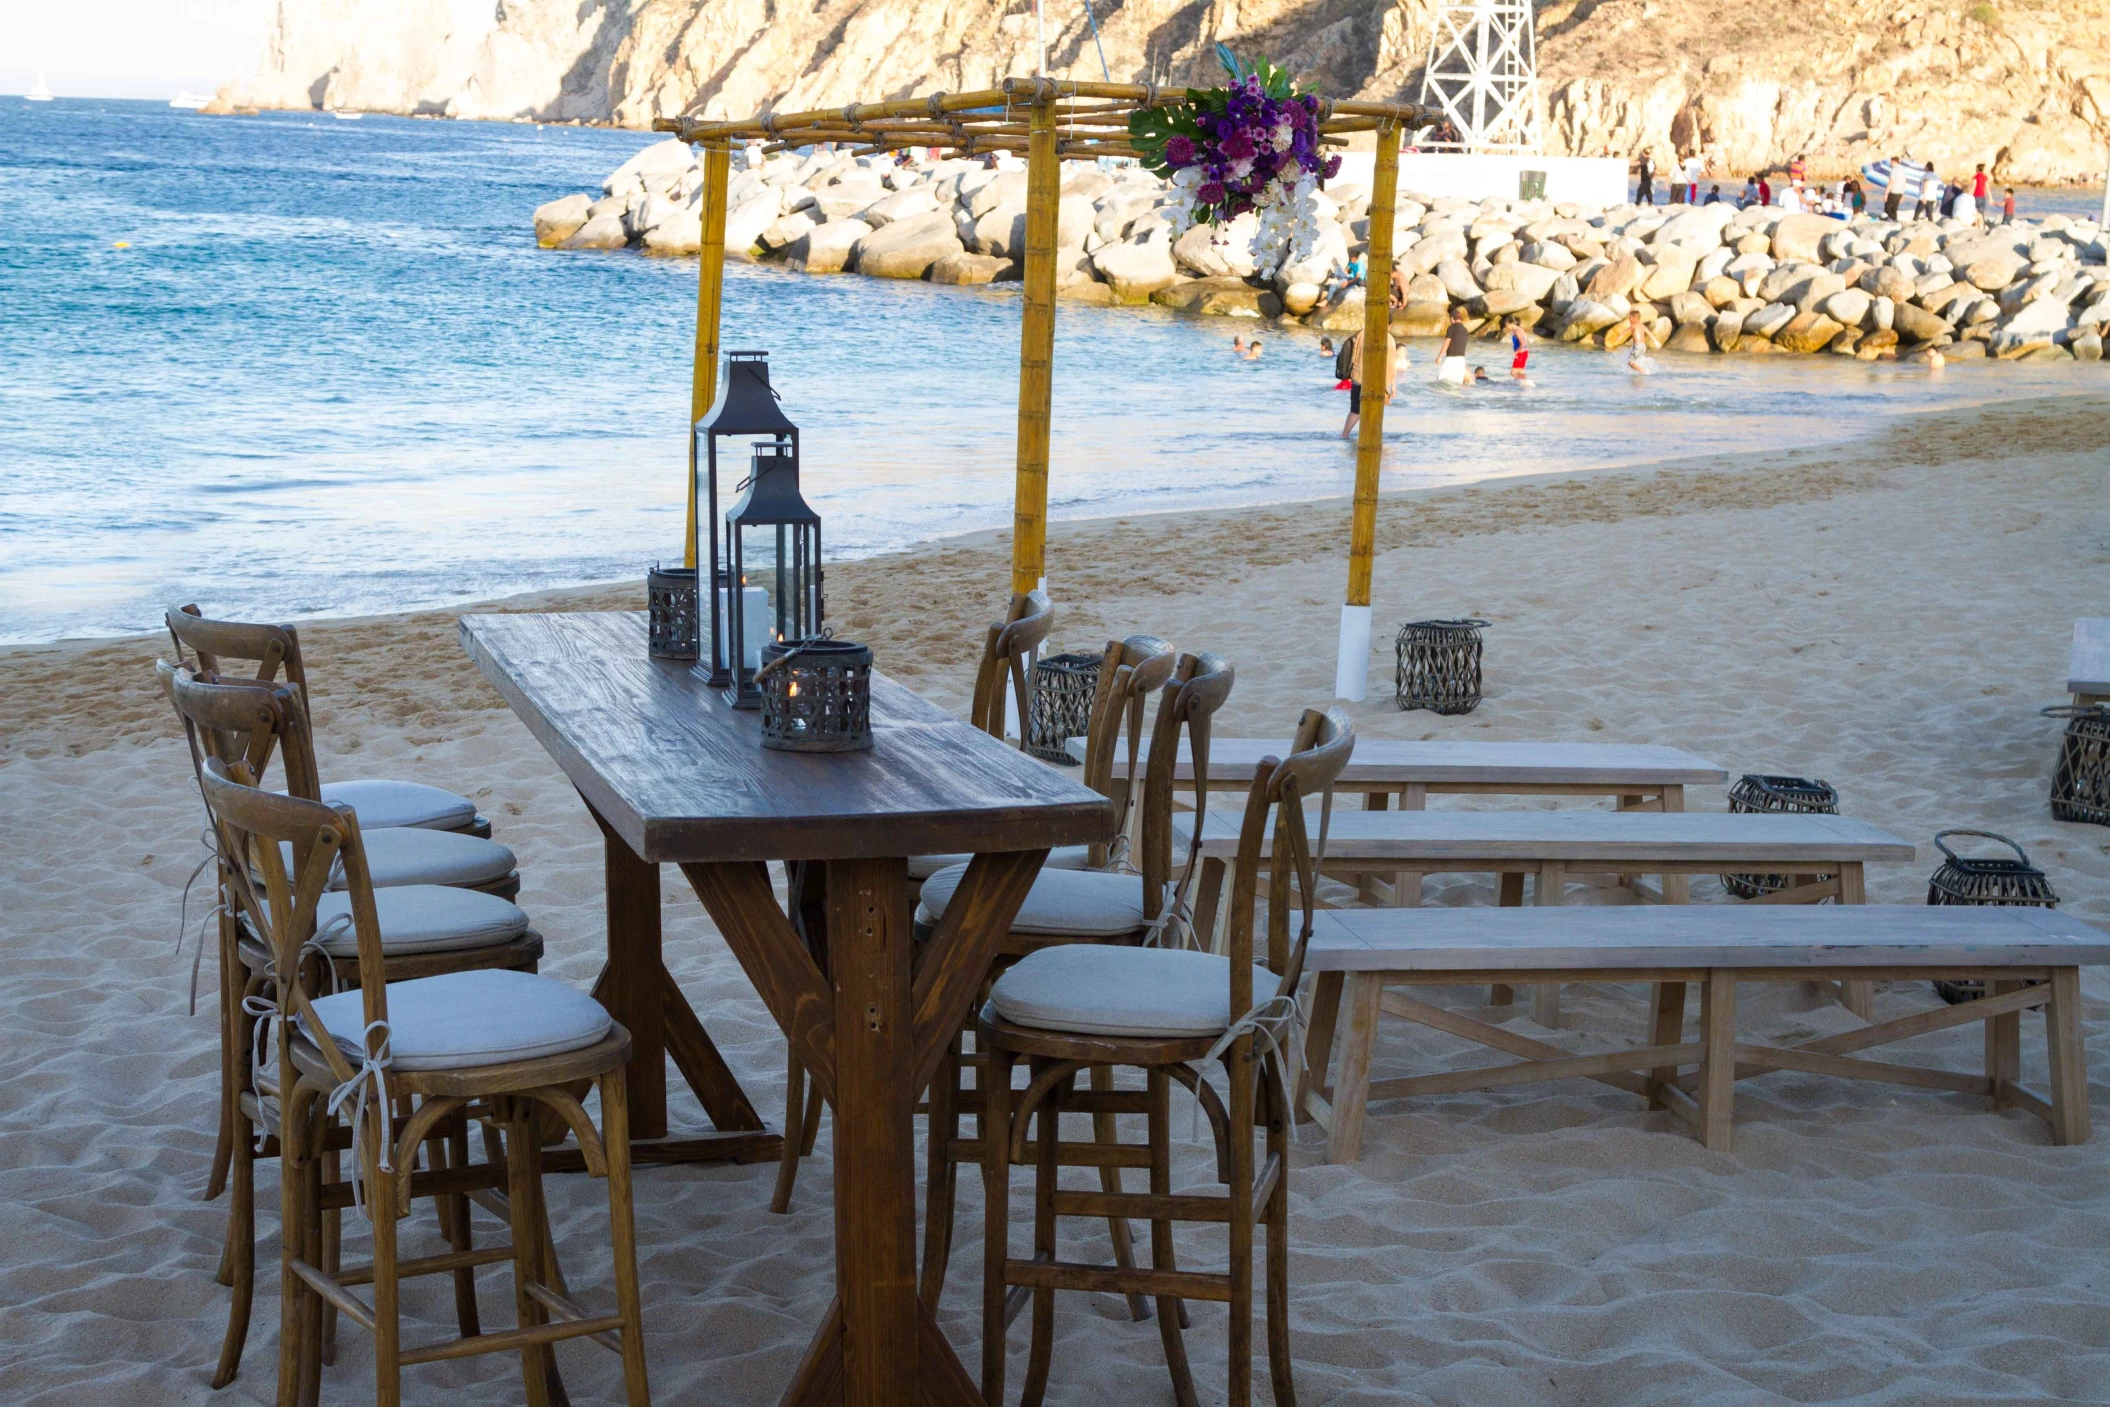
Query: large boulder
1153,274,1260,312
1484,262,1563,301
855,212,965,279
1891,300,1950,343
1558,299,1622,341
640,198,704,255
603,138,695,199
1091,237,1179,303
1769,213,1835,264
929,251,1015,285
1822,288,1873,327
1434,258,1482,301
1173,217,1258,278
560,210,629,251
1861,264,1914,302
1197,283,1282,318
861,186,940,228
720,189,782,259
1401,230,1468,274
534,194,592,248
1669,290,1715,325
1650,204,1734,252
1710,309,1745,351
1585,253,1642,300
1475,289,1539,318
1701,275,1743,308
1790,271,1847,313
966,171,1029,218
1391,301,1452,337
1639,252,1697,300
969,203,1027,259
814,178,887,220
788,219,871,274
1775,311,1845,354
760,210,819,252
1742,301,1796,340
1666,321,1714,353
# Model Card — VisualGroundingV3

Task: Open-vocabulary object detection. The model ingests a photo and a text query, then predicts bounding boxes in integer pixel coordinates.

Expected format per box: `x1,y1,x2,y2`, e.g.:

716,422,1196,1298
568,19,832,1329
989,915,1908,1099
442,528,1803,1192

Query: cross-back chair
911,650,1231,1315
199,758,649,1406
969,588,1054,741
767,631,1177,1217
168,604,494,837
160,662,543,1388
977,706,1354,1407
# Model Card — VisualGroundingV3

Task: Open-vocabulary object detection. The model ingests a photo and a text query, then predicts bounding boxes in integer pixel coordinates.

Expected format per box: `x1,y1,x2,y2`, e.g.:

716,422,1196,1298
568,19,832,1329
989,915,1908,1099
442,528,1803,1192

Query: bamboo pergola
657,77,1436,700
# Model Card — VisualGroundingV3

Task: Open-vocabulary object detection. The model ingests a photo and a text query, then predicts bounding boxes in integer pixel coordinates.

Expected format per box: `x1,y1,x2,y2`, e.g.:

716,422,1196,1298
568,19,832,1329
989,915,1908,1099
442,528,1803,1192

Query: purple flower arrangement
1129,49,1342,274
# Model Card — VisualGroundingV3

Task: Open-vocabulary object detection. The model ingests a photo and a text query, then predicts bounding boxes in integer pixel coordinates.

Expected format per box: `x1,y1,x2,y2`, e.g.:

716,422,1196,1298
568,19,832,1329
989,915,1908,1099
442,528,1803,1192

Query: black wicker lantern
1394,618,1488,715
2044,705,2110,827
1721,774,1839,899
1927,829,2059,1004
695,350,801,687
758,636,872,752
646,563,700,660
724,439,823,709
1025,651,1100,764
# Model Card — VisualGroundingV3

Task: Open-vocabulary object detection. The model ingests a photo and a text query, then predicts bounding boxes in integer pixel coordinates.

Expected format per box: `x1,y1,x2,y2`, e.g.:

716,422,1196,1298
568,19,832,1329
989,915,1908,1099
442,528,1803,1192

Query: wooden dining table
461,611,1113,1405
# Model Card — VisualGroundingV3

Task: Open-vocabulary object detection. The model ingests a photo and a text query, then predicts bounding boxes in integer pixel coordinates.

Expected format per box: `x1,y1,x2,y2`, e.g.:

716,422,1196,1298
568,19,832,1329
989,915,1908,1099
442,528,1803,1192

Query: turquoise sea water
3,98,2104,645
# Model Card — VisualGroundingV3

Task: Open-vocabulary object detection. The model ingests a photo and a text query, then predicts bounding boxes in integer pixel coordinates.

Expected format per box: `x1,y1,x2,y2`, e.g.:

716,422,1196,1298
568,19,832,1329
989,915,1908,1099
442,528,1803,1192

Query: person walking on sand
1436,305,1471,386
1339,325,1400,439
1624,308,1660,376
1883,158,1905,220
1635,151,1654,206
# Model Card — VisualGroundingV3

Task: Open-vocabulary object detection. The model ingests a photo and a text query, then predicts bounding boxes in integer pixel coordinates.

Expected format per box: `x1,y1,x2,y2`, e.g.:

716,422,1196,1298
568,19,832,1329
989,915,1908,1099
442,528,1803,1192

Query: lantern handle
1932,829,2032,868
753,628,836,683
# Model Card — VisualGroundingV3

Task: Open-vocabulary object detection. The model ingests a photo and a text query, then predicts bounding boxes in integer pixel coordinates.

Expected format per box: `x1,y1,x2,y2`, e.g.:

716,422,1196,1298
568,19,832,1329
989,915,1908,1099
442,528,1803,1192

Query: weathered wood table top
1173,809,1916,862
1074,735,1726,790
2070,617,2110,699
462,611,1112,1406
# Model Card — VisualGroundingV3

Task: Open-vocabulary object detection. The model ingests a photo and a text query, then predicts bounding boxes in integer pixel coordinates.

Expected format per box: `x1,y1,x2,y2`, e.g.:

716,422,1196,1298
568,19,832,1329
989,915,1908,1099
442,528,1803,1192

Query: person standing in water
1504,315,1533,385
1624,308,1660,375
1436,306,1471,385
1339,325,1400,439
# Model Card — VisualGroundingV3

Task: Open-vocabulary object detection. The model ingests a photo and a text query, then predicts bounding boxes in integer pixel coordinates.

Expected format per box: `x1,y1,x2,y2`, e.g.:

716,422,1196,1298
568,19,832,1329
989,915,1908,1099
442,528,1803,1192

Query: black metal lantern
724,439,823,708
646,563,701,660
694,350,801,686
2043,705,2110,826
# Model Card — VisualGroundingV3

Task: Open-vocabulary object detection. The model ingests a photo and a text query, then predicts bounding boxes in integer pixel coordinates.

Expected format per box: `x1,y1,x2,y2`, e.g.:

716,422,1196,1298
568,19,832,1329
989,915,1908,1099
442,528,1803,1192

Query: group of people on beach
1639,150,2017,226
1316,305,1556,438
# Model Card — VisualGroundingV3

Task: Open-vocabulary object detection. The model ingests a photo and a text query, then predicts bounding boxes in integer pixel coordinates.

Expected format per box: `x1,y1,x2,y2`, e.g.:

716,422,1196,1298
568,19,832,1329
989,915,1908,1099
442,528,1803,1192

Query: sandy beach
4,389,2108,1404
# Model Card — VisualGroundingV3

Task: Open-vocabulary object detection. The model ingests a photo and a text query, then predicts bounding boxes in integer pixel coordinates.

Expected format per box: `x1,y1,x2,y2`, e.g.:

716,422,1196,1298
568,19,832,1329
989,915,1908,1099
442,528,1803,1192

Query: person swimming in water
1231,334,1246,355
1244,338,1263,361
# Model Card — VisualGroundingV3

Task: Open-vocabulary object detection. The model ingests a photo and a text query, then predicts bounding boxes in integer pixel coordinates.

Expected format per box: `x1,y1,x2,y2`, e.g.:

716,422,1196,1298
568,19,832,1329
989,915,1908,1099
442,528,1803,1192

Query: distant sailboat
27,71,54,102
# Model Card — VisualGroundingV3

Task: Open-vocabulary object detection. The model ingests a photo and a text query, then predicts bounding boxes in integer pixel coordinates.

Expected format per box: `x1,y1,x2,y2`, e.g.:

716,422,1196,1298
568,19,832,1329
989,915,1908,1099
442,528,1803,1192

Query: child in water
1624,308,1660,375
1504,315,1534,386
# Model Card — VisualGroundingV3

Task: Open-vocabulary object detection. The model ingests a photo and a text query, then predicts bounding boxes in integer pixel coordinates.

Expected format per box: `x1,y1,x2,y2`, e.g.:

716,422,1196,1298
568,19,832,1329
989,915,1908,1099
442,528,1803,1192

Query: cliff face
230,0,2110,181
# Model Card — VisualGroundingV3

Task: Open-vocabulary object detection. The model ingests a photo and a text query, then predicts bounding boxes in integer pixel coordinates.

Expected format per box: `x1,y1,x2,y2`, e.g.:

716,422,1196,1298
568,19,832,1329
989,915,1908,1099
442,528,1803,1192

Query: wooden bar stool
969,587,1054,741
914,649,1221,1314
977,707,1353,1407
198,757,650,1406
161,663,544,1389
168,605,496,837
766,626,1175,1218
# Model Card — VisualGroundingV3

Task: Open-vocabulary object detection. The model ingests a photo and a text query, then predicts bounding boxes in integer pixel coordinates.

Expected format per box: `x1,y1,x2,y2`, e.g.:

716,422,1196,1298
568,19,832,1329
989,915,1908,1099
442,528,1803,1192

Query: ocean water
3,98,2103,645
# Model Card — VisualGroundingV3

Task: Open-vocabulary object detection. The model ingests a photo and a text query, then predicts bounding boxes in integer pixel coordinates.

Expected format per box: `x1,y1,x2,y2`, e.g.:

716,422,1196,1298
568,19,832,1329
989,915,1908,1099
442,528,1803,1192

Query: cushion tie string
1201,992,1307,1143
174,819,219,1015
325,1020,395,1219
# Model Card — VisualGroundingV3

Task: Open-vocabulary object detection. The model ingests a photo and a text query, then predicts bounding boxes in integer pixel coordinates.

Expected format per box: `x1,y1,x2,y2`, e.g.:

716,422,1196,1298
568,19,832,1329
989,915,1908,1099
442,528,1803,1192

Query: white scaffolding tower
1416,0,1543,155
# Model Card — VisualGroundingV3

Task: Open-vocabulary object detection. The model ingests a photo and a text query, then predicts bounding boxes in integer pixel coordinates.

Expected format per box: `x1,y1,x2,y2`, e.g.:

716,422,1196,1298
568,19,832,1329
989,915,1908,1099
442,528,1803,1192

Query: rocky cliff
229,0,2110,181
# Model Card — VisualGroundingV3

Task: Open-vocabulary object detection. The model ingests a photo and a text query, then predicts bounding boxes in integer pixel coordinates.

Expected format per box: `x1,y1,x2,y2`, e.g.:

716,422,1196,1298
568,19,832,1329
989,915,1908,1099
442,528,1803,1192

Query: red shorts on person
1511,350,1529,371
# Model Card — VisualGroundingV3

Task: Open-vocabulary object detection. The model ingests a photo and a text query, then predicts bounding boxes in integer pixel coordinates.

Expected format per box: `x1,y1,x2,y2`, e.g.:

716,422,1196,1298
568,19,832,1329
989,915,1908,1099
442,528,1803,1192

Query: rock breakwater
537,139,2110,364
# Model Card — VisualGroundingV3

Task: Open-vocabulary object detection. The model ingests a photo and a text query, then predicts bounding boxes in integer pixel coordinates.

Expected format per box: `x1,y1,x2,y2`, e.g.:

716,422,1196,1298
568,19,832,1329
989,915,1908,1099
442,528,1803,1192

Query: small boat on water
27,71,54,102
169,92,214,110
332,110,364,121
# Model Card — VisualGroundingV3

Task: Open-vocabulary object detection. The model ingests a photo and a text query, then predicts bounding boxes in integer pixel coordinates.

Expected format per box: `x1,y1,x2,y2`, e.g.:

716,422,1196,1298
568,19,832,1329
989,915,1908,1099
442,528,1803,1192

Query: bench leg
1985,978,2023,1113
1648,982,1687,1111
1326,974,1382,1164
1836,865,1874,1020
1699,970,1737,1152
2046,968,2090,1146
1297,972,1344,1125
1531,861,1567,1028
1491,873,1524,1006
1657,787,1690,903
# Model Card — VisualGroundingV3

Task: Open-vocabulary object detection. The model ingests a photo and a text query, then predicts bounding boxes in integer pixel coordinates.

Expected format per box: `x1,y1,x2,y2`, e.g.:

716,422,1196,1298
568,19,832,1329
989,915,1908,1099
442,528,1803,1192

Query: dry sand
3,391,2108,1404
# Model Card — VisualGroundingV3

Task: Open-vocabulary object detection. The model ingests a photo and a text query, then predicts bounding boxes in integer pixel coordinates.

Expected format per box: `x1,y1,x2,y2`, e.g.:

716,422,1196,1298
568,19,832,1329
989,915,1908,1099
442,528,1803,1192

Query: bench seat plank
1070,736,1727,787
1175,809,1915,863
2069,617,2110,699
1306,904,2110,972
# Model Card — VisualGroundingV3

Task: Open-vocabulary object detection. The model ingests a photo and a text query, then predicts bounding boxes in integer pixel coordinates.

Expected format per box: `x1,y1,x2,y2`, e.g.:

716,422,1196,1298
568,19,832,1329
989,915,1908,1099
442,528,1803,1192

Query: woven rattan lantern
2044,705,2110,826
1927,829,2059,1003
1025,651,1100,764
1721,774,1838,899
1394,618,1488,715
758,636,872,752
647,563,700,661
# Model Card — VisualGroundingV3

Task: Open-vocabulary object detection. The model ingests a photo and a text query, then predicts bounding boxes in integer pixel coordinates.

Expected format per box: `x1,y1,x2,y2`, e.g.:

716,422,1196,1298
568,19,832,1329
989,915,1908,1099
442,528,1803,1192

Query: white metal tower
1417,0,1543,154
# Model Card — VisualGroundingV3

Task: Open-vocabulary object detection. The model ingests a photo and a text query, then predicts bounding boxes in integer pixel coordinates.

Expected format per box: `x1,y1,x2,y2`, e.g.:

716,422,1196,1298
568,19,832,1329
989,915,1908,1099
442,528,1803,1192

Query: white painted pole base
1334,603,1372,702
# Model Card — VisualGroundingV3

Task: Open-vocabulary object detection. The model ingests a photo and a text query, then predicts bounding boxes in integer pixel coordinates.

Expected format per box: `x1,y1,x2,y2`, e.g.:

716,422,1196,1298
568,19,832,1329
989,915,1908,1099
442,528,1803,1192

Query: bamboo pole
1011,98,1059,597
686,141,730,571
1335,120,1400,702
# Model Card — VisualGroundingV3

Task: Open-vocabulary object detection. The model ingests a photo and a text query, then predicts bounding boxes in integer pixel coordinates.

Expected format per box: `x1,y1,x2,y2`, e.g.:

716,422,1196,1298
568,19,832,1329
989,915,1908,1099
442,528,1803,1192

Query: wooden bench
1295,904,2103,1162
1176,809,1916,1023
2070,617,2110,707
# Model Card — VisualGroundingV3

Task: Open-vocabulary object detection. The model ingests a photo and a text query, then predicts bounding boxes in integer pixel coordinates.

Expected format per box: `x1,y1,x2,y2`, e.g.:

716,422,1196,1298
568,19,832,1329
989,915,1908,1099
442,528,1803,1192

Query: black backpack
1333,337,1355,380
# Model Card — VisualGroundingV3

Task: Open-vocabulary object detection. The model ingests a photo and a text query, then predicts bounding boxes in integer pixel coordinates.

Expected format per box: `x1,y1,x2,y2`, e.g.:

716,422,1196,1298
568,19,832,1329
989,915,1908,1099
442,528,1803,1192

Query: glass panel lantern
693,350,799,686
724,439,823,708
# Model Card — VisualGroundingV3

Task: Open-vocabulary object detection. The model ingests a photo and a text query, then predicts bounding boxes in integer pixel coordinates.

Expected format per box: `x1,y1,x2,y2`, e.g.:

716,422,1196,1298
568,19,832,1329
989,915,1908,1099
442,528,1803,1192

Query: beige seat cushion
309,886,529,956
917,864,1145,937
300,969,611,1072
280,827,516,891
317,779,479,832
988,945,1279,1038
907,845,1093,881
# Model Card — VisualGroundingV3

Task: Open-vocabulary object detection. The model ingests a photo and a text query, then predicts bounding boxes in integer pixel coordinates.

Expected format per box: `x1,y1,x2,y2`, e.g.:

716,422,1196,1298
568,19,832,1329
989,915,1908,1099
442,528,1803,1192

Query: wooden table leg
1326,973,1382,1165
1648,982,1687,1111
1835,864,1874,1020
2045,968,2090,1146
1297,971,1344,1124
1985,978,2022,1113
1531,860,1567,1028
574,804,781,1171
1699,970,1737,1151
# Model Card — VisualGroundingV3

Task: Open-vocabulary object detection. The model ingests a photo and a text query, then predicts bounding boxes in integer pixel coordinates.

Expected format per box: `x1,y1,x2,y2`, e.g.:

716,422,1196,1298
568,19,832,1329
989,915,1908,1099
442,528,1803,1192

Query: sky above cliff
2,0,271,97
